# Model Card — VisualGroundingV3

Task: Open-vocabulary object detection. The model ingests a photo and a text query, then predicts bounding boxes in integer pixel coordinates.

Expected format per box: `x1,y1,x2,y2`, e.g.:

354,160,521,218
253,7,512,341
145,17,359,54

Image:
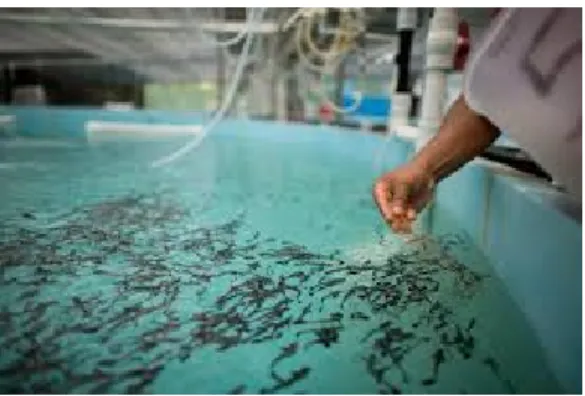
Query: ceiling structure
0,9,297,83
0,8,286,83
0,8,493,85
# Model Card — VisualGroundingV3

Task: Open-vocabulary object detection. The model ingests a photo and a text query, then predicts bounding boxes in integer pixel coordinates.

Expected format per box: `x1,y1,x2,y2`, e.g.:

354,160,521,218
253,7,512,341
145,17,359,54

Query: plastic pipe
417,8,458,151
295,9,365,115
150,8,265,168
417,70,448,148
389,8,417,134
396,8,417,92
412,8,458,235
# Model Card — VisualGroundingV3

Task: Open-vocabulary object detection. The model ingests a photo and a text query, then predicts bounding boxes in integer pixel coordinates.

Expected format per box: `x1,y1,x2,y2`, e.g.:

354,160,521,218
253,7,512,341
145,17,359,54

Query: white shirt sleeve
463,8,582,199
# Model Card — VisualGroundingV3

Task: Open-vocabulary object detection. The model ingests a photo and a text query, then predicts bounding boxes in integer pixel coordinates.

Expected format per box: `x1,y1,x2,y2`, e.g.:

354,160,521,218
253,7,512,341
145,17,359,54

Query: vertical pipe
269,62,277,120
415,8,458,235
269,34,278,120
285,54,305,121
276,65,287,122
216,47,225,116
0,66,10,104
134,72,144,109
285,66,295,120
391,8,417,133
334,56,345,123
396,30,413,92
216,8,226,116
417,7,458,150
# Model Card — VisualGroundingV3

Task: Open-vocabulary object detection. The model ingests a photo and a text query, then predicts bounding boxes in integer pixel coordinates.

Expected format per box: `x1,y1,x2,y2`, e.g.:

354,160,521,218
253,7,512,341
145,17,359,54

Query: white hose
297,69,363,116
317,68,363,114
185,8,253,48
294,10,350,73
295,8,365,115
296,52,363,114
150,8,264,168
301,8,364,58
323,92,362,114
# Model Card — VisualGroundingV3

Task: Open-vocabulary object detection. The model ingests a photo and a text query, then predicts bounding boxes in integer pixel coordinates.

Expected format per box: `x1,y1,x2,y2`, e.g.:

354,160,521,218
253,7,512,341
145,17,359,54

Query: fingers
389,182,408,216
389,216,413,234
411,178,435,212
390,182,415,233
373,177,394,222
406,208,416,221
373,176,416,234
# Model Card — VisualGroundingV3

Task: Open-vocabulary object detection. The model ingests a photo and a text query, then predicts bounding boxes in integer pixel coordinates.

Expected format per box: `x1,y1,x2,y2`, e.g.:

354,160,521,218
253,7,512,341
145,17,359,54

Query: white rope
150,8,265,168
185,8,252,48
295,8,366,115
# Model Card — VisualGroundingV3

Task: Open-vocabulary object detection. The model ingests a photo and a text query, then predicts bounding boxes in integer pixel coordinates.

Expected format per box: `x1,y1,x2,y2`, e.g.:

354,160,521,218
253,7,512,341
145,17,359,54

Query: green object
144,82,217,111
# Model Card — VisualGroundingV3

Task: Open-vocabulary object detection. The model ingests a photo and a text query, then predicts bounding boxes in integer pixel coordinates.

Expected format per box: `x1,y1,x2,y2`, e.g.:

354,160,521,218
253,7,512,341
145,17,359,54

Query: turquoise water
0,130,561,394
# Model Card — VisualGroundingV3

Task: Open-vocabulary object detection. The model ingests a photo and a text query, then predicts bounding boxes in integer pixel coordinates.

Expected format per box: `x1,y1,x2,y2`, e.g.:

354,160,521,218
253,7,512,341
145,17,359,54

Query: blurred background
0,8,491,128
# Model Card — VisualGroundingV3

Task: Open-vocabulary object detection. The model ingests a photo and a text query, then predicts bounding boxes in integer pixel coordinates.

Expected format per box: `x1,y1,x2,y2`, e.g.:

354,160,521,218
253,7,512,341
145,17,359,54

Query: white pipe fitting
425,8,459,70
418,70,447,138
417,8,458,150
390,92,412,132
397,8,418,31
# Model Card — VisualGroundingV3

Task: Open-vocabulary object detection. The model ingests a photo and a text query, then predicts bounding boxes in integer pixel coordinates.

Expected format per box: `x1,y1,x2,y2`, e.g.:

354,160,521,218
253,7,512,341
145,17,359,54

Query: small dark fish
93,368,109,379
321,278,346,288
20,289,38,299
98,359,119,367
165,321,181,330
90,381,113,394
350,312,369,321
230,385,246,394
329,312,343,321
290,367,310,383
72,296,90,316
178,345,191,362
421,348,445,386
262,367,311,394
483,357,499,373
314,327,339,348
81,325,100,334
294,305,312,324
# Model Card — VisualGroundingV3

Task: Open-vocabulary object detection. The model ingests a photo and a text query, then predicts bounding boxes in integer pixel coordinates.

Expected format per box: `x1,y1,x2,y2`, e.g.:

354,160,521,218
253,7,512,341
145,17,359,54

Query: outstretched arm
373,94,500,232
411,94,501,182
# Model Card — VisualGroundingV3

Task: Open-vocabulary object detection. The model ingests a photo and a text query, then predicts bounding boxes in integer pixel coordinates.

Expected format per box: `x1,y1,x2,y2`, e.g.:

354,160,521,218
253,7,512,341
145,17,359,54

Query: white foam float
0,115,16,138
0,162,46,170
0,115,14,124
0,138,80,148
85,121,204,143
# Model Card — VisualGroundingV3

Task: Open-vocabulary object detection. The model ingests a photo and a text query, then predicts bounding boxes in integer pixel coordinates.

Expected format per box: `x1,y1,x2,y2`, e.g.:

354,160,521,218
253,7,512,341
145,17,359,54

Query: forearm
412,94,500,182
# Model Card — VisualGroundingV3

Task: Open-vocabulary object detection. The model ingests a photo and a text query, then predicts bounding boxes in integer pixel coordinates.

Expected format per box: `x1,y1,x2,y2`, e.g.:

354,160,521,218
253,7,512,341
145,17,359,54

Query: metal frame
0,13,278,33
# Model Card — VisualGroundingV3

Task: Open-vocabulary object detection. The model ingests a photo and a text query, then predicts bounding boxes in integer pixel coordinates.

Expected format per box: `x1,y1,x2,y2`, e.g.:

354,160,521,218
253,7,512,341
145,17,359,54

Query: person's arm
411,94,501,183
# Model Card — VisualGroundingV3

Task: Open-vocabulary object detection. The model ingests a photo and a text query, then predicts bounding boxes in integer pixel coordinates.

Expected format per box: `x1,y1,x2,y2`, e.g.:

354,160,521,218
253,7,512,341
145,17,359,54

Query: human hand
372,162,435,233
